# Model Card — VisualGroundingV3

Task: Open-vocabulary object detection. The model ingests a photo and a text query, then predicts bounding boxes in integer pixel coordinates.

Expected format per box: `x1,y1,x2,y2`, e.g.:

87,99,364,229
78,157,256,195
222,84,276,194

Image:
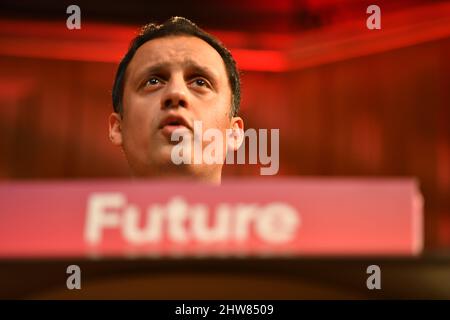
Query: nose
161,76,189,110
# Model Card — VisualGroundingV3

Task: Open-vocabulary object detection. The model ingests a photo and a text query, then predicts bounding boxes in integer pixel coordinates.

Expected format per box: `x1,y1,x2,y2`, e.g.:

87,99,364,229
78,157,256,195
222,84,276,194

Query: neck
131,165,222,185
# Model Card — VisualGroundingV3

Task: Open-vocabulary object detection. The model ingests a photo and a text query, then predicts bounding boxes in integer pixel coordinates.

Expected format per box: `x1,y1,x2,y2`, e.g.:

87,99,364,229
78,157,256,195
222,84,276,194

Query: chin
152,144,176,163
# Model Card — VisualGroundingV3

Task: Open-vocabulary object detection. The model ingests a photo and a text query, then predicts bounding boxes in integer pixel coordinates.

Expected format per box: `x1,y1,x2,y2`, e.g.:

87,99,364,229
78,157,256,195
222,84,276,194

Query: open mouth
165,120,185,127
159,115,192,139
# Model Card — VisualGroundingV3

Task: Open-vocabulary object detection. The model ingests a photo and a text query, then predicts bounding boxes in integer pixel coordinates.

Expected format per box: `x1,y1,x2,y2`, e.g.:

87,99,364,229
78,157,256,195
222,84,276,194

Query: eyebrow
133,59,220,87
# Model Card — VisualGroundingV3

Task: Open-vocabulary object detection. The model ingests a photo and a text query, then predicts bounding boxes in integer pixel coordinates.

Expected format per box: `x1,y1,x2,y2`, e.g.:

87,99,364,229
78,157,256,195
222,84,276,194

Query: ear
109,112,123,146
227,116,244,151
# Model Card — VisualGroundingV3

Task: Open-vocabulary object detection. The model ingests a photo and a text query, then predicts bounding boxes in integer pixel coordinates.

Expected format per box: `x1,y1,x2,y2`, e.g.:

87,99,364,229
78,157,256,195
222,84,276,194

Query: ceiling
0,0,443,32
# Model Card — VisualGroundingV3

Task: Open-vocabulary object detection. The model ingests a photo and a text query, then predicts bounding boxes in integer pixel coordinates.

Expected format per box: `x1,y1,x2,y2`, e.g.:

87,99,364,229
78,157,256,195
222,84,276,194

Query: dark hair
112,16,241,117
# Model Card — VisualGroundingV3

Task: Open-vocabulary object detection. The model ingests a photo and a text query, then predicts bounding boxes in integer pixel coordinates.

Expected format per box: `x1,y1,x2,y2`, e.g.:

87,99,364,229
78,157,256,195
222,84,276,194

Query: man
109,17,244,184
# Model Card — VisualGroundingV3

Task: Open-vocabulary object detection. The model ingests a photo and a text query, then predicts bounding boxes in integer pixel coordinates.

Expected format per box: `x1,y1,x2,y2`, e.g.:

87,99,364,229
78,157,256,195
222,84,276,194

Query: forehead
126,35,227,79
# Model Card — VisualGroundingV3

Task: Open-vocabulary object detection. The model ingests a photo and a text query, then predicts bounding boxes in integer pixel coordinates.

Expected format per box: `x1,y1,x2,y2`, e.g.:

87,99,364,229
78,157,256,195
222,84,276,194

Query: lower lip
160,125,191,138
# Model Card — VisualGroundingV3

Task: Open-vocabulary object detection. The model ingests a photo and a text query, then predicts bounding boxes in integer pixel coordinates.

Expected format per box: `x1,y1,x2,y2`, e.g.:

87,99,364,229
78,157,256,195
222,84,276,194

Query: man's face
109,35,243,181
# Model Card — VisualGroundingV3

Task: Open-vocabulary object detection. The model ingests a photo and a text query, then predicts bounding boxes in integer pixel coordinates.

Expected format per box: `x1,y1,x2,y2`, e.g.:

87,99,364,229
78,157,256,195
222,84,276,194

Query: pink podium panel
0,178,423,258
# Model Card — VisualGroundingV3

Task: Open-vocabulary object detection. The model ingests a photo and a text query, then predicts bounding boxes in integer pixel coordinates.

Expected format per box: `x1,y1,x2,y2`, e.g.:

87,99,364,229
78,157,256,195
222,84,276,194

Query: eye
145,77,161,86
195,79,206,86
191,77,211,89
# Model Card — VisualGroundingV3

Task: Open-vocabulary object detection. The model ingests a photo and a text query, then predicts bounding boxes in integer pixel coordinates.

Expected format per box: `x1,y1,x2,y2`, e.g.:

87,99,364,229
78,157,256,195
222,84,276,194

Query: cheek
200,108,230,133
122,96,159,141
205,92,232,127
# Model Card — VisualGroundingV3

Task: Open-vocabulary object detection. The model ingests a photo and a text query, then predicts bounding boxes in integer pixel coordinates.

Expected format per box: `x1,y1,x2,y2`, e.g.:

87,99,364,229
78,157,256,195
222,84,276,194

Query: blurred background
0,0,449,299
